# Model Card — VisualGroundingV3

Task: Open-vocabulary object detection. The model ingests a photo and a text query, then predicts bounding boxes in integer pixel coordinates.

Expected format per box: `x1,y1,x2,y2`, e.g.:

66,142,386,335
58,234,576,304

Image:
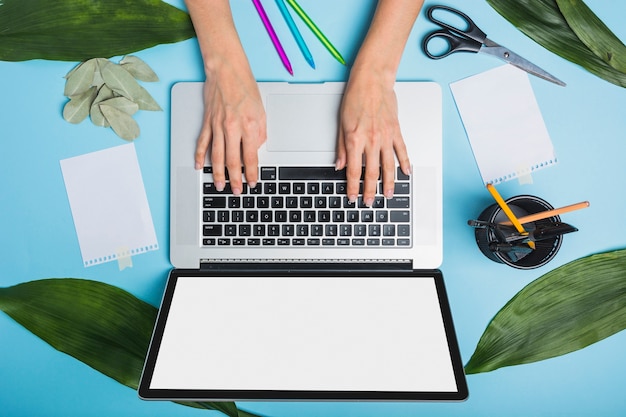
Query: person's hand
194,63,266,195
336,70,411,207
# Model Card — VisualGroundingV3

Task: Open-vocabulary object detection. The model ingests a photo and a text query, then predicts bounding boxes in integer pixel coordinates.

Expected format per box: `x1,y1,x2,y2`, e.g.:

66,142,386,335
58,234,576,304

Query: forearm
184,0,251,76
351,0,424,82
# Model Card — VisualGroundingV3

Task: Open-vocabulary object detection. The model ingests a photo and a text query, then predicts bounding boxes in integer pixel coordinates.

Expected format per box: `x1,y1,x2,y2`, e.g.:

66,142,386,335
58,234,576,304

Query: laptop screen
139,269,467,401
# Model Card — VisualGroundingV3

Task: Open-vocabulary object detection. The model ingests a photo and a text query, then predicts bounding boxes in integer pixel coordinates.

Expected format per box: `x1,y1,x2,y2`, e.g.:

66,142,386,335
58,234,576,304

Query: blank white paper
450,64,557,185
60,143,158,267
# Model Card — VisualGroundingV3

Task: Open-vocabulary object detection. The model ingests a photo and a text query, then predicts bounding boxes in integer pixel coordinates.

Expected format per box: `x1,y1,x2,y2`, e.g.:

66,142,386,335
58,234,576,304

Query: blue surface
1,1,626,416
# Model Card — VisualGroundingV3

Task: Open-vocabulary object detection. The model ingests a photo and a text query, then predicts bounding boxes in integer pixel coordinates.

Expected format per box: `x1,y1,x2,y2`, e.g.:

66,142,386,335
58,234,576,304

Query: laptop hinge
199,260,413,273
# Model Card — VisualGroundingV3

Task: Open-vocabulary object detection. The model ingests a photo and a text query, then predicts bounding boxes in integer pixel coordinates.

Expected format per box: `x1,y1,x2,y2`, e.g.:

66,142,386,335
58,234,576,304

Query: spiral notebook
451,64,557,185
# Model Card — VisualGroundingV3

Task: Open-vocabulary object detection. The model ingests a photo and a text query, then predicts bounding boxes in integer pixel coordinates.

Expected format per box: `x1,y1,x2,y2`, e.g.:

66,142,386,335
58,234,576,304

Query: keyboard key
257,196,269,208
278,183,291,194
203,211,215,222
271,196,284,208
307,182,320,194
388,197,410,208
279,166,346,180
203,196,226,208
260,210,272,222
397,167,410,180
293,183,306,194
228,196,241,208
203,224,222,236
390,210,410,222
394,182,410,194
264,182,277,194
261,167,277,180
398,224,411,237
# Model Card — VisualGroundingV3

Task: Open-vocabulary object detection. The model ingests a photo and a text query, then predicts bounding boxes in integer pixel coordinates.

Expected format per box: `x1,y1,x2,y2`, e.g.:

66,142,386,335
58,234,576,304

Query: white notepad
60,143,158,267
451,65,557,185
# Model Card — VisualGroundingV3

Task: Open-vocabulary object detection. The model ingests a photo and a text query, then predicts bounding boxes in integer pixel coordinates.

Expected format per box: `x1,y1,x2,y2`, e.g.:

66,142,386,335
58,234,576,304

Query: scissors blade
480,46,566,87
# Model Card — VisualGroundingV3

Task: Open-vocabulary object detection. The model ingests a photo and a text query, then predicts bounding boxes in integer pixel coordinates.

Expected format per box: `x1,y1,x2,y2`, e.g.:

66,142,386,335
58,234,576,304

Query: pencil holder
473,195,564,269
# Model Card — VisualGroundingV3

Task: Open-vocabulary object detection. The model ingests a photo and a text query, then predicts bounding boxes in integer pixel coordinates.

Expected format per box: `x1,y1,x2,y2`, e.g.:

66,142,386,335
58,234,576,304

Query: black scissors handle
422,29,483,59
426,5,487,43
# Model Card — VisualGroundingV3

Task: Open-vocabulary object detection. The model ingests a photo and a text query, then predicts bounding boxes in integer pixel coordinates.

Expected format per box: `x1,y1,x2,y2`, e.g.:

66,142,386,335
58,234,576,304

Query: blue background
1,1,625,416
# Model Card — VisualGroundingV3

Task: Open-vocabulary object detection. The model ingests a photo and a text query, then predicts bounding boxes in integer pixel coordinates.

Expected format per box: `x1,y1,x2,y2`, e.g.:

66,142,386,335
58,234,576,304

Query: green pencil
284,0,346,65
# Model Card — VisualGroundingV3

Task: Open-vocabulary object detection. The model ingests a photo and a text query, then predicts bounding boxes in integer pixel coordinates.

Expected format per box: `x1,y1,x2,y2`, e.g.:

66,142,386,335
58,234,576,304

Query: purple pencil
252,0,293,75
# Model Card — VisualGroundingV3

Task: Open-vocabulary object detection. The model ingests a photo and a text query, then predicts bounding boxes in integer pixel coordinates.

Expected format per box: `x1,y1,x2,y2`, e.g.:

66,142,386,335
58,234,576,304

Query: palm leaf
0,0,195,62
465,248,626,374
0,278,261,417
487,0,626,88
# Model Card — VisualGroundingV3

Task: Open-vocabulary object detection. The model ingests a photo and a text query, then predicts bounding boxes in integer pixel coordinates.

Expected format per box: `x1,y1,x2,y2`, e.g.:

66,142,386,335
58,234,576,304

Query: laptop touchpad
266,94,341,153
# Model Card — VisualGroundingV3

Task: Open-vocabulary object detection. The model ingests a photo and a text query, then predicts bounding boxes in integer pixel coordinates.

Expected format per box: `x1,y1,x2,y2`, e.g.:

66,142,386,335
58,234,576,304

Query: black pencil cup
474,195,563,269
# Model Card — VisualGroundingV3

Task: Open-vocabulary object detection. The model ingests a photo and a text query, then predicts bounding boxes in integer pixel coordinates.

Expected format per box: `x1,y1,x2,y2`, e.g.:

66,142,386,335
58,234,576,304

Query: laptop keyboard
201,166,411,248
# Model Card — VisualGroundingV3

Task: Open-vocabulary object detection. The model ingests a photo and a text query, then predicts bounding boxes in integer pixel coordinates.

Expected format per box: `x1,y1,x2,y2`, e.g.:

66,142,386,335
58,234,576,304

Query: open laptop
138,81,468,401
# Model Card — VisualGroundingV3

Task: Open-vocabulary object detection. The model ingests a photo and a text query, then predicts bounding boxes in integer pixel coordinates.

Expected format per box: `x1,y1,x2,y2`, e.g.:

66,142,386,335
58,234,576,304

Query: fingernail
384,190,394,199
364,198,374,207
195,162,202,170
248,181,257,189
348,194,357,204
232,187,241,196
214,181,225,192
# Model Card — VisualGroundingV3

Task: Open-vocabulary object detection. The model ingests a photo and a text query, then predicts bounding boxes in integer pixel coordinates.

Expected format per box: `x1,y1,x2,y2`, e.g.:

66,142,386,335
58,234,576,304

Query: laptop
138,81,468,401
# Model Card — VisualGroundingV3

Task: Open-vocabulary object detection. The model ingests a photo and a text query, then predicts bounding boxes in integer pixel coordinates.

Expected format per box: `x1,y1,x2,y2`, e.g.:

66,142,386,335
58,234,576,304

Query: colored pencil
252,0,293,75
499,201,590,226
276,0,315,68
486,184,536,249
284,0,346,65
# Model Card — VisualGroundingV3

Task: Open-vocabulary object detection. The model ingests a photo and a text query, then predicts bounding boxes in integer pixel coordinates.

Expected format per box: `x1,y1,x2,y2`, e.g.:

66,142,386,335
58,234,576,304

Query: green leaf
64,58,97,97
100,104,140,141
465,248,626,374
63,86,97,124
556,0,626,73
120,55,160,82
486,0,626,88
0,279,256,417
0,0,195,62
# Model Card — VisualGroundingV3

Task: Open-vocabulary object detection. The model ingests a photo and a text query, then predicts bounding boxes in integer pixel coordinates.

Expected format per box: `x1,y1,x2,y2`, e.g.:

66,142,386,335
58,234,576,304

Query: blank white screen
149,276,458,393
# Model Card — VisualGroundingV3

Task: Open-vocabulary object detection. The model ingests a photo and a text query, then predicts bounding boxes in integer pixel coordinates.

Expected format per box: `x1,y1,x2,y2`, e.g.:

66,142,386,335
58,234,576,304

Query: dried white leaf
120,55,159,82
100,61,143,101
100,96,139,115
90,85,116,127
63,86,97,124
100,104,140,141
64,59,97,97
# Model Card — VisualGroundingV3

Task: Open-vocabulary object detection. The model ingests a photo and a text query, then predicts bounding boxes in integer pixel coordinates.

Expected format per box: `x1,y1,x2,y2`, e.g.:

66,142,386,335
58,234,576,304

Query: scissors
422,5,566,86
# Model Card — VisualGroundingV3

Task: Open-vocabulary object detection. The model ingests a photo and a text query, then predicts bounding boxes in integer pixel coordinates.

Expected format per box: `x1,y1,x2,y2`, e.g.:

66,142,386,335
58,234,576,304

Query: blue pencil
275,0,315,69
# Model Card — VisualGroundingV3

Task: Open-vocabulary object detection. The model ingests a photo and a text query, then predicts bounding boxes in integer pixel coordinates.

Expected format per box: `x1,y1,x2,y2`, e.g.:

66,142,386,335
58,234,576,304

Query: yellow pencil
486,183,535,249
499,201,590,226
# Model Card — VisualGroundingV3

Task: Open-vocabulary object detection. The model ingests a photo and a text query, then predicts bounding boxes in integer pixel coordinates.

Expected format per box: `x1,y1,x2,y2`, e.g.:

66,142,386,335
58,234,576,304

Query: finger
393,134,411,177
242,139,259,188
224,130,244,196
344,132,363,204
209,127,227,192
335,129,347,171
362,147,380,207
380,144,396,199
194,122,211,170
